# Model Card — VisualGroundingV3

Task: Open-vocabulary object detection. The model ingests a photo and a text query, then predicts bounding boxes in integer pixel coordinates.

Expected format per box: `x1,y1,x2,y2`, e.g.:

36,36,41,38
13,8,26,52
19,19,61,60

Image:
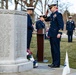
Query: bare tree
14,0,19,10
1,0,4,9
14,0,39,10
0,0,8,9
6,0,8,9
14,0,44,20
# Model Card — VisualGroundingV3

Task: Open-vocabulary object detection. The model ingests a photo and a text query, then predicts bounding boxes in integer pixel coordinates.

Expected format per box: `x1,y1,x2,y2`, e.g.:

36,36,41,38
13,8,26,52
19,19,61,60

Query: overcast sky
61,0,76,13
46,0,76,13
8,0,76,14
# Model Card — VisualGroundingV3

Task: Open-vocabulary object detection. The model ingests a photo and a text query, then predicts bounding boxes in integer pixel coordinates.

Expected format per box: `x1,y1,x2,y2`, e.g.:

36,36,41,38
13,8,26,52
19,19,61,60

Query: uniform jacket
66,20,75,31
45,11,64,37
27,14,33,38
27,14,33,31
36,20,45,30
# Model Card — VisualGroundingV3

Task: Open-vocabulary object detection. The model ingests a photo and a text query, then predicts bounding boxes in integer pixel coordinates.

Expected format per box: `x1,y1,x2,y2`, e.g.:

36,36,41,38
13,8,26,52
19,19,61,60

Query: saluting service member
66,16,75,42
45,3,64,68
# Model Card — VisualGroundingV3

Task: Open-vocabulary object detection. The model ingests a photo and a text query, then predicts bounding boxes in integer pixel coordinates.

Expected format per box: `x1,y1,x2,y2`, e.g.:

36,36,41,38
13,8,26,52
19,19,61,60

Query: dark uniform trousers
27,30,32,49
67,31,73,42
50,37,60,66
45,11,64,66
27,14,33,49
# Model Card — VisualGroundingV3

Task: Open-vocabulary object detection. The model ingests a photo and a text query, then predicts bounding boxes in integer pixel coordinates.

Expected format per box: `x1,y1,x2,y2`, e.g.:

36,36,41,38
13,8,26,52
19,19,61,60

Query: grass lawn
30,34,76,69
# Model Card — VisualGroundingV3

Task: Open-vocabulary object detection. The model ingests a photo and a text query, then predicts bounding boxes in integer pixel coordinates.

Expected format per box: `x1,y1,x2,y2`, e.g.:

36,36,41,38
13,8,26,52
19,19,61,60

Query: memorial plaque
14,15,27,58
0,15,12,58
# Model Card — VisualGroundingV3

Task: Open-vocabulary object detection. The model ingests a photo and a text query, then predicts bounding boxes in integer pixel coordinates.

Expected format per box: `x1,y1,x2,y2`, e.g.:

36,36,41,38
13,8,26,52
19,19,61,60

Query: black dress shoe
48,64,60,68
51,65,60,68
33,66,38,68
48,64,54,67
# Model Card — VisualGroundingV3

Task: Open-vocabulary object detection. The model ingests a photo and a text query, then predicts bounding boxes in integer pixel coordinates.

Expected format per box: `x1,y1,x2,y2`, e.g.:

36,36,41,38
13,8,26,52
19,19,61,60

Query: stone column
0,9,33,73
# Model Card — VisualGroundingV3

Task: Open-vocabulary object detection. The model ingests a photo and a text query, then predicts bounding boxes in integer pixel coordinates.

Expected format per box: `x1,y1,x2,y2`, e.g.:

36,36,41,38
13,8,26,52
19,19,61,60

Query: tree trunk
21,0,22,10
6,0,8,9
1,0,4,9
14,0,18,10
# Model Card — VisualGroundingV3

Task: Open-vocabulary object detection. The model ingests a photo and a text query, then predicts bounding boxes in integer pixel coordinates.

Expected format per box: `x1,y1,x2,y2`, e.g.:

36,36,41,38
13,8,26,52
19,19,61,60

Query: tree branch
34,0,38,8
22,0,29,6
36,7,43,14
30,0,33,5
14,0,19,10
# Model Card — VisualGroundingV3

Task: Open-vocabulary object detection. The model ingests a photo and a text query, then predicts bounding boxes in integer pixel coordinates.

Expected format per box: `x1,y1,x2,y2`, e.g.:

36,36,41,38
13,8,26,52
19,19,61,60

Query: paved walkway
0,63,76,75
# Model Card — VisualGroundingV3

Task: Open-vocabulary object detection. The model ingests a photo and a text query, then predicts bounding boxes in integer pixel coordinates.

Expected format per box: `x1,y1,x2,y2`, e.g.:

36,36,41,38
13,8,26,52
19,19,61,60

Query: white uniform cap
27,7,34,10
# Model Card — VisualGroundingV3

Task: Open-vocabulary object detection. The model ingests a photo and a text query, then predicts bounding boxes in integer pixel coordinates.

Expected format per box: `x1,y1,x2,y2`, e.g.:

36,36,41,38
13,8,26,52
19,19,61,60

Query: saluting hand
45,9,49,16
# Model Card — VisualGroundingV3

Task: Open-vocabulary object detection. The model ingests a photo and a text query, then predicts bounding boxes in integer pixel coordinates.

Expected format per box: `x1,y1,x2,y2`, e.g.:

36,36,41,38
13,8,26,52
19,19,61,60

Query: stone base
0,61,33,73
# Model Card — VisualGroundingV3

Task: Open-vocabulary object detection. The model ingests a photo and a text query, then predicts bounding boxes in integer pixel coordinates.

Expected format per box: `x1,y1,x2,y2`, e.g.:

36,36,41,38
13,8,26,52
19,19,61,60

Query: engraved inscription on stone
0,15,12,57
0,11,27,59
15,15,27,58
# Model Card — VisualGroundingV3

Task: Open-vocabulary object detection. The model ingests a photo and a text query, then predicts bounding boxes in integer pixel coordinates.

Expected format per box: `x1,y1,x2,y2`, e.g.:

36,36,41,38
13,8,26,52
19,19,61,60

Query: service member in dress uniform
27,7,34,51
36,15,45,62
36,15,45,30
66,16,75,42
45,3,64,68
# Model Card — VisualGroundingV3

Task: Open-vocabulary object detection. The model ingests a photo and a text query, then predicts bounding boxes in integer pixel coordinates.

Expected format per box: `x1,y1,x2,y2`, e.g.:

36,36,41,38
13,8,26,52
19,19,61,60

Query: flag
62,51,70,75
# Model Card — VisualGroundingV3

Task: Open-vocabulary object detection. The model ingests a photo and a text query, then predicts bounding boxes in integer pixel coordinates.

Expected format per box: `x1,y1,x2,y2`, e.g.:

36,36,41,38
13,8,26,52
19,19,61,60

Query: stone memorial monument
0,9,33,73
